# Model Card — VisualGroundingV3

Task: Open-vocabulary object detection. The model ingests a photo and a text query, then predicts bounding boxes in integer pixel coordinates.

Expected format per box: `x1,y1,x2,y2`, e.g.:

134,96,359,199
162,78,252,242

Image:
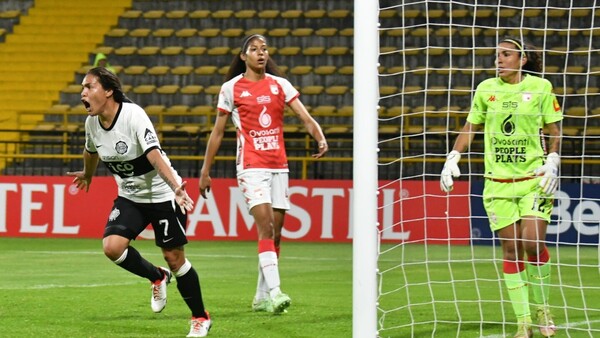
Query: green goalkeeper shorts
483,177,554,232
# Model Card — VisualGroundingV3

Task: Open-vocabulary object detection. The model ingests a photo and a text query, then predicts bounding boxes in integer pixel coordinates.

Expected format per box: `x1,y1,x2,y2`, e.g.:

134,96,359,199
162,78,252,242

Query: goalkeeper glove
534,152,560,195
440,150,461,192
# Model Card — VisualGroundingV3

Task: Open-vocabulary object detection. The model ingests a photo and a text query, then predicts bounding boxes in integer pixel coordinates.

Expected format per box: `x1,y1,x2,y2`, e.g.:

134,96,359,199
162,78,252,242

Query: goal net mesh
376,0,600,336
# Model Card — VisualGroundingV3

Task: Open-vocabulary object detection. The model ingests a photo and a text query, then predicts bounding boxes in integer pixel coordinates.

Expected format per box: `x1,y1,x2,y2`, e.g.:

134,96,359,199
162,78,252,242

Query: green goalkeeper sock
504,270,531,319
526,259,552,305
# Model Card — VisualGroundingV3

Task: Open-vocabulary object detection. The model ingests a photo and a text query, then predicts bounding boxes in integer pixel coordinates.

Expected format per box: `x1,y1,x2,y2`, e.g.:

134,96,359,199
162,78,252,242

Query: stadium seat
268,28,291,37
325,86,349,95
291,28,314,37
204,85,221,95
143,10,165,19
339,28,354,36
328,9,350,19
315,28,338,37
195,66,218,75
211,10,233,19
304,9,326,19
222,28,244,38
188,10,211,19
198,28,220,37
175,28,197,38
184,46,207,56
207,46,231,55
380,86,398,96
303,46,325,56
314,65,337,75
280,10,303,19
152,28,174,38
171,65,193,75
278,46,301,56
258,10,279,19
129,28,151,38
301,86,324,95
121,9,142,19
235,9,256,19
165,10,188,19
106,28,128,38
145,104,166,115
338,65,353,75
180,85,203,94
289,65,313,75
132,84,156,94
123,65,147,75
147,66,170,75
161,46,183,56
114,46,137,56
137,46,160,56
326,46,349,55
165,104,189,113
245,28,268,36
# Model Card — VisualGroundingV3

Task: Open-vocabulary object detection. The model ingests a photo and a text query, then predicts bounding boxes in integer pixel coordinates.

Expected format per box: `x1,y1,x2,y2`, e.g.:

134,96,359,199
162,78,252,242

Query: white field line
481,319,600,337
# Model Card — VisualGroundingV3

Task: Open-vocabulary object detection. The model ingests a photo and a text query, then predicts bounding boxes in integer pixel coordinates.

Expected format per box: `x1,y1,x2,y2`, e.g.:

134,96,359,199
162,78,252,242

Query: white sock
254,261,269,301
258,251,281,298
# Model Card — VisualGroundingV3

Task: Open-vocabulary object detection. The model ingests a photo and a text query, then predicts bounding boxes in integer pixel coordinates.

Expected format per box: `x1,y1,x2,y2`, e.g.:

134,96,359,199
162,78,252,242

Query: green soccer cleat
514,317,533,338
271,292,291,314
536,307,557,337
252,298,274,312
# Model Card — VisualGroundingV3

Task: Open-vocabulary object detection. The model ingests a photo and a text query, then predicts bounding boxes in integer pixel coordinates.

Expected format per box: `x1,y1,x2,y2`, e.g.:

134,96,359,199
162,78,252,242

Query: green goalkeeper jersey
467,74,563,179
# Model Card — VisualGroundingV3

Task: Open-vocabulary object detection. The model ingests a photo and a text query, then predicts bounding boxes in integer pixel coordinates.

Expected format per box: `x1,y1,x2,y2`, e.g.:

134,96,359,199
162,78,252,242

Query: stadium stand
1,0,598,179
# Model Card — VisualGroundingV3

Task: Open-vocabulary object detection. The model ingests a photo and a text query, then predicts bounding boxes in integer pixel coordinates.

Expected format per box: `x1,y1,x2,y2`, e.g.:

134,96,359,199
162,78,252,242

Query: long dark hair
500,36,543,75
224,34,285,81
87,66,133,103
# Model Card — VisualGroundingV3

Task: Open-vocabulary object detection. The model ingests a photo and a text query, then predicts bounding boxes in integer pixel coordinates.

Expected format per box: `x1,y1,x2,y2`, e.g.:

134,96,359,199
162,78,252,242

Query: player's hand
199,175,212,199
533,152,560,195
440,150,461,193
66,171,92,192
312,140,328,158
175,181,194,213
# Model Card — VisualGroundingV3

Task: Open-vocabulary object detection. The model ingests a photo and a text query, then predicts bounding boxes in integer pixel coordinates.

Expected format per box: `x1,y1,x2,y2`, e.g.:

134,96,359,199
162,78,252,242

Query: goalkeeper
440,37,562,338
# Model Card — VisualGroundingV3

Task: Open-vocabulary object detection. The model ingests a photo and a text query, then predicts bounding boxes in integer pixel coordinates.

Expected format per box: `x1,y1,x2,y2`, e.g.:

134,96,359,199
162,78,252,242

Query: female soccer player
67,67,211,337
198,34,328,314
440,37,562,338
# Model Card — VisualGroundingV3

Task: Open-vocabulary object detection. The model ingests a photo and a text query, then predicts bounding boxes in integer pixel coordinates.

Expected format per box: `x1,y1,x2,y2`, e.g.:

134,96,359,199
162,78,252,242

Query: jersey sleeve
541,80,563,124
466,83,488,125
276,77,300,104
84,116,97,153
133,105,161,153
217,80,235,114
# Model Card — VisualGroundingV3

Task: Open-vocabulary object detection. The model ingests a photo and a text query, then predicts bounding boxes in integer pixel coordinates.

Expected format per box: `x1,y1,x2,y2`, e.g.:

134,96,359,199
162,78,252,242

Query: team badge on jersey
144,128,158,145
115,141,128,154
270,84,279,95
522,92,532,102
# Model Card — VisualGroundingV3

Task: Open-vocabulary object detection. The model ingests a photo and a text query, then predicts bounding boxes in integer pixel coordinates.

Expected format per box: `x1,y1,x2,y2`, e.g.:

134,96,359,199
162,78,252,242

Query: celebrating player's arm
146,148,194,212
67,148,100,192
288,99,328,158
440,121,481,192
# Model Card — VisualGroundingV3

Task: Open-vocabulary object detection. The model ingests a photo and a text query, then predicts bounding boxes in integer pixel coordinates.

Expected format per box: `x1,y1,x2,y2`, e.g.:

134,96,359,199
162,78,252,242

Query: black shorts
103,196,189,248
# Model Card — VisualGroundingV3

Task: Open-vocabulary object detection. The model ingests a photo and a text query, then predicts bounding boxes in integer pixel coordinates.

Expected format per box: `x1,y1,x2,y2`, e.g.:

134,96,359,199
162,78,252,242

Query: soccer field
1,238,598,337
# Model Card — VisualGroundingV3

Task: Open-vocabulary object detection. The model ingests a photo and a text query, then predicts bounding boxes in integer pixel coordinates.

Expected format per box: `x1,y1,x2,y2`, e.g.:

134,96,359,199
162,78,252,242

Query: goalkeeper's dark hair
87,66,134,103
224,34,285,81
500,36,543,75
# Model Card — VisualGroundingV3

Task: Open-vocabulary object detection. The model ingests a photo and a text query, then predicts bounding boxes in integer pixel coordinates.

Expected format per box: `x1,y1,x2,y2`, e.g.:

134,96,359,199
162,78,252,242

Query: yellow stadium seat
121,10,142,19
129,28,151,37
314,65,336,75
278,46,301,56
291,28,313,37
338,66,353,75
290,65,313,75
153,28,174,38
235,10,256,19
207,46,230,55
106,28,128,37
325,86,349,95
258,10,279,19
147,66,170,75
137,46,160,56
301,86,324,95
189,10,211,19
211,10,233,19
133,85,156,94
281,10,302,19
268,28,291,37
303,47,324,56
184,46,207,55
165,10,188,19
326,46,349,55
195,66,218,75
166,104,189,113
204,85,221,95
145,105,166,115
222,28,244,38
198,28,220,37
315,28,337,37
161,46,183,55
143,10,165,19
171,66,194,75
328,9,350,19
123,65,147,75
114,46,137,55
176,28,198,37
180,85,204,94
304,9,326,18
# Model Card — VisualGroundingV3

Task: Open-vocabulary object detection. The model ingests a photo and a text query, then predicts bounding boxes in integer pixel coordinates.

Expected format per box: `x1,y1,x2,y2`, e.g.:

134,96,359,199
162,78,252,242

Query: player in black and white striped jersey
67,67,211,337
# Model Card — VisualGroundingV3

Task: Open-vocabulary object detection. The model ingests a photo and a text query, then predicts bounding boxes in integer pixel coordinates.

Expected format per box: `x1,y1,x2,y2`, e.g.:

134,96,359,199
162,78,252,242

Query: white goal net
363,0,600,337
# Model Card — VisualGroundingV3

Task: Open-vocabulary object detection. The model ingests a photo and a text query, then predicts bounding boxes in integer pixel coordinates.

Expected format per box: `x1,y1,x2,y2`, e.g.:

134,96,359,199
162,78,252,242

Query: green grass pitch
0,238,598,337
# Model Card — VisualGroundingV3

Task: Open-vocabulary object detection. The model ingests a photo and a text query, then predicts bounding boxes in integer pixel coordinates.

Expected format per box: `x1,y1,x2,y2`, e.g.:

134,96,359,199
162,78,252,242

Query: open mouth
81,99,91,112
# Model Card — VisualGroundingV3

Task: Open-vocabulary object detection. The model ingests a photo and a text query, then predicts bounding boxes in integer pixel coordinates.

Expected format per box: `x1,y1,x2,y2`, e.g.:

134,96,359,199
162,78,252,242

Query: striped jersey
84,102,181,203
217,73,300,174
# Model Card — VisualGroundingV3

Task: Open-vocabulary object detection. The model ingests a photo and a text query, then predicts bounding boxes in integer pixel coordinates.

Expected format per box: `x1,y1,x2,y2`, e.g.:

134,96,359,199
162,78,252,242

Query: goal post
356,1,600,337
352,0,379,337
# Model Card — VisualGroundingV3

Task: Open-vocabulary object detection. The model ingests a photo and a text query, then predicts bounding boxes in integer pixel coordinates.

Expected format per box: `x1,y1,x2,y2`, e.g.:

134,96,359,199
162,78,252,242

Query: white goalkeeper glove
534,152,560,195
440,150,461,192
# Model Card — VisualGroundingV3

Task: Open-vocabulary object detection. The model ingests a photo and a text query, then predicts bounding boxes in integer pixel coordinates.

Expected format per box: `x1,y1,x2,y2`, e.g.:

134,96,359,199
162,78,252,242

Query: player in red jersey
199,34,328,314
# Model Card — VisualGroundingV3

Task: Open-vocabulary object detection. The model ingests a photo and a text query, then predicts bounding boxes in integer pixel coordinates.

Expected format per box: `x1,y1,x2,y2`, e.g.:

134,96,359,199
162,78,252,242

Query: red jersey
217,73,300,174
